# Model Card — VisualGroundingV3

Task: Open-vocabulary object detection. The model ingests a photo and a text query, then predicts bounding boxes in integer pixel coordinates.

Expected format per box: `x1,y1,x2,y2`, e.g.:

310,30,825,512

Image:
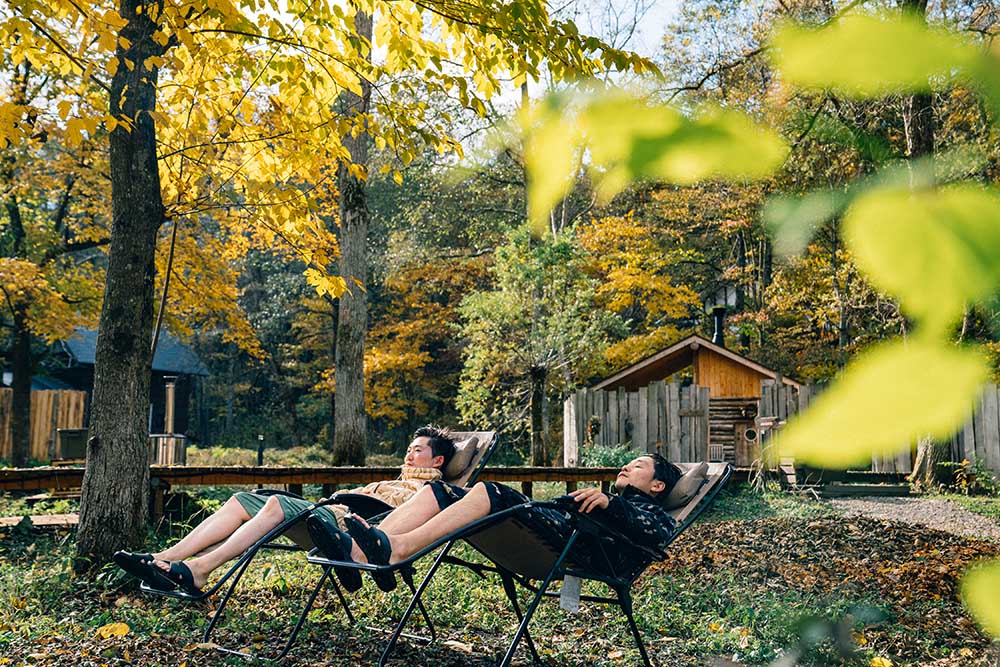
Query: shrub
579,443,635,468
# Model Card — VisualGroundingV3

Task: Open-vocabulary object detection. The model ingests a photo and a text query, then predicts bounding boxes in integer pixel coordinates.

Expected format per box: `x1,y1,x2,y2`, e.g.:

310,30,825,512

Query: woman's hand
568,487,610,513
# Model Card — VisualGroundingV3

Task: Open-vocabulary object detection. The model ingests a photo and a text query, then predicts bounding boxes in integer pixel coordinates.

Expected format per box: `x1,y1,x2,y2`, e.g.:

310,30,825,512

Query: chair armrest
317,492,394,520
528,500,667,562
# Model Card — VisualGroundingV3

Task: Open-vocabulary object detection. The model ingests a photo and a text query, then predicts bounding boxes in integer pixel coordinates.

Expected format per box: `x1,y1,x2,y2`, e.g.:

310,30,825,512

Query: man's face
404,436,443,468
614,456,665,496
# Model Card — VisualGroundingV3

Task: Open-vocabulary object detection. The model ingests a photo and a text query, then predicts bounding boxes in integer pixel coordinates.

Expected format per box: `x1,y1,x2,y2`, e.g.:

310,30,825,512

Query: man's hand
568,487,610,513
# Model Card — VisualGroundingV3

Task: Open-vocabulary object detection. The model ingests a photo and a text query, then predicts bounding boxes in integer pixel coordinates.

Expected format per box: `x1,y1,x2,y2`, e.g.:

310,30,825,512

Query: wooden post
287,483,304,497
667,382,681,462
699,387,711,462
972,391,992,472
521,481,533,498
48,392,60,461
984,384,1000,472
617,387,627,445
563,396,578,466
149,477,167,525
637,387,648,453
962,410,976,463
322,483,336,498
608,390,619,446
565,481,577,494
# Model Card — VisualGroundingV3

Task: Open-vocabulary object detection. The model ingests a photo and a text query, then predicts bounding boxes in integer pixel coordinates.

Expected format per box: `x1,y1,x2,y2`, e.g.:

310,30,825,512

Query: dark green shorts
233,491,341,549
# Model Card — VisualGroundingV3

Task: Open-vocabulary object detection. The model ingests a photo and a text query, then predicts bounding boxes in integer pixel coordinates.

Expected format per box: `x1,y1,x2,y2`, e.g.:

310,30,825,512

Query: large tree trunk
76,0,167,570
10,307,32,466
530,365,548,466
331,10,373,465
2,62,31,467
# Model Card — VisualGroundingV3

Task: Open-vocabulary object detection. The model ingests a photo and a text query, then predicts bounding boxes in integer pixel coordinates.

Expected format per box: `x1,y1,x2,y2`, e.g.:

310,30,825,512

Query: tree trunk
530,365,548,466
329,297,338,451
910,435,949,489
899,0,941,487
76,0,167,571
735,231,749,349
332,10,373,466
2,62,31,467
10,307,32,466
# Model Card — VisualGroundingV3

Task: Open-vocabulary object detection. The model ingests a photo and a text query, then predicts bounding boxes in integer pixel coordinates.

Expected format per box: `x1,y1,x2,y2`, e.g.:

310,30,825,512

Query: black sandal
133,559,178,592
165,561,204,596
113,551,155,581
305,516,363,593
344,515,396,592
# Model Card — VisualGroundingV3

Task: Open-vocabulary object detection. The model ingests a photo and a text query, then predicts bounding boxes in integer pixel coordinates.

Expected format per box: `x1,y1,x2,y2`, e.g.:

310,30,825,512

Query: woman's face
614,456,665,495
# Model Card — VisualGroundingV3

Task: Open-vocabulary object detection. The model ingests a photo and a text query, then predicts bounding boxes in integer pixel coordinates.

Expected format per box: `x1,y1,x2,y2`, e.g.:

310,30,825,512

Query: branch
664,47,767,104
19,14,111,94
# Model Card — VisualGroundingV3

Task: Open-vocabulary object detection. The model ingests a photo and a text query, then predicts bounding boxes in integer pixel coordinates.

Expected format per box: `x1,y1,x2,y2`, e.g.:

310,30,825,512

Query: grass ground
1,485,998,666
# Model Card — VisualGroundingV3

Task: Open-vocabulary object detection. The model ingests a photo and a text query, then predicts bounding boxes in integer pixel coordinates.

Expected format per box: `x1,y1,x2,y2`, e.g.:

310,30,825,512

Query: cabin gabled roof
61,328,209,376
591,334,801,391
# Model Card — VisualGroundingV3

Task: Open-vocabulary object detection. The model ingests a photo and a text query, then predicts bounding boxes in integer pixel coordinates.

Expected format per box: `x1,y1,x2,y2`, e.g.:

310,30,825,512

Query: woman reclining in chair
114,426,456,595
309,453,682,590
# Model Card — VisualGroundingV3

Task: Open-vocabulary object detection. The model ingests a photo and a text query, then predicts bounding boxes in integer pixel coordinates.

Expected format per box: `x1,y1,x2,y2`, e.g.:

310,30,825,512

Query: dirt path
826,496,1000,541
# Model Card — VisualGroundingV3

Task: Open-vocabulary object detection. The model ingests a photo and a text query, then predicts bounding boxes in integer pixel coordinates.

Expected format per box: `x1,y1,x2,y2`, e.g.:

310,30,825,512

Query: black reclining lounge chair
307,461,732,666
139,430,499,660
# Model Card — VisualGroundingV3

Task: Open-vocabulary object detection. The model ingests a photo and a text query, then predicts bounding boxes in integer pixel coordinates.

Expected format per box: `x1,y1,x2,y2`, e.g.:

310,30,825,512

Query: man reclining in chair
308,453,682,589
114,426,456,594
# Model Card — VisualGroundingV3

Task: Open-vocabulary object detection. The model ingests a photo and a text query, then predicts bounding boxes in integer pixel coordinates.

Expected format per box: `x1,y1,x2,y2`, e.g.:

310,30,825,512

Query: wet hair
413,425,456,470
648,453,682,500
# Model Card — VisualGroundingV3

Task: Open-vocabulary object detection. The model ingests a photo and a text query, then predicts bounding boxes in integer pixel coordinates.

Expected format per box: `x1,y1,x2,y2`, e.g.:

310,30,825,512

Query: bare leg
154,495,251,561
153,495,286,588
376,485,446,535
350,483,492,564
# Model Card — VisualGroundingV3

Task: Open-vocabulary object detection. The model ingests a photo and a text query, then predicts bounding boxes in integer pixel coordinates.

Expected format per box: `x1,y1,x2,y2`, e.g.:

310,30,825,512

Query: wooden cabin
573,334,800,466
52,327,209,441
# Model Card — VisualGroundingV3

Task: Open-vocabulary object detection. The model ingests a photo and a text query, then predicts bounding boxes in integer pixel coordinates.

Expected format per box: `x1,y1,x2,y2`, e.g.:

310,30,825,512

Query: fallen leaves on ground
649,515,1000,664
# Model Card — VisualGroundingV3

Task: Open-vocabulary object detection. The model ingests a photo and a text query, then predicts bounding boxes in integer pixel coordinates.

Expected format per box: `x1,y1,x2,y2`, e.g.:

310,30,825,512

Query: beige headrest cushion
662,461,709,510
443,435,480,481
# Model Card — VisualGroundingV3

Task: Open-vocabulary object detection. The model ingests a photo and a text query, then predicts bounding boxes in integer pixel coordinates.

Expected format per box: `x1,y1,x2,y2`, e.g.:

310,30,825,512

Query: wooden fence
563,381,710,465
0,389,87,461
946,383,1000,473
759,380,1000,474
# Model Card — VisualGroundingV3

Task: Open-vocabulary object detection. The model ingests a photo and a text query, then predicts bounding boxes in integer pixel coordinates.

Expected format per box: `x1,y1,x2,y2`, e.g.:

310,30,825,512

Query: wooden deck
0,513,79,529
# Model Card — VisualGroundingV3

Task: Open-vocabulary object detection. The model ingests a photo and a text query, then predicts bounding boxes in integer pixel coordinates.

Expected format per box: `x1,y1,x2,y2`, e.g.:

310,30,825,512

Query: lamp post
703,285,737,347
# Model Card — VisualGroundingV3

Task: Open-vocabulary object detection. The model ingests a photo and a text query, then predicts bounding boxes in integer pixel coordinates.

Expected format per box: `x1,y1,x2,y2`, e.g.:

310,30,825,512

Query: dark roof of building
591,334,801,391
31,375,76,390
61,328,209,376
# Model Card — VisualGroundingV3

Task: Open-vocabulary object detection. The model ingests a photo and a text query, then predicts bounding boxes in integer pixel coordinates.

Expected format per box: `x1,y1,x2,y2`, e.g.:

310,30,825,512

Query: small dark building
51,328,209,438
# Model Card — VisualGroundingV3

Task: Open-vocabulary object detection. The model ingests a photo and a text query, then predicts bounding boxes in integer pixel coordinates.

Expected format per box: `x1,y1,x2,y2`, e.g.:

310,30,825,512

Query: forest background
4,0,1000,467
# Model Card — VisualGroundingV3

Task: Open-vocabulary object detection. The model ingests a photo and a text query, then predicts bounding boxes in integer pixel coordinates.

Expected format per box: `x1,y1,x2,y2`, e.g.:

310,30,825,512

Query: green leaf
523,93,786,234
764,189,847,255
584,101,786,198
843,184,1000,335
765,146,988,258
523,96,581,237
772,13,980,96
961,560,1000,638
778,339,987,468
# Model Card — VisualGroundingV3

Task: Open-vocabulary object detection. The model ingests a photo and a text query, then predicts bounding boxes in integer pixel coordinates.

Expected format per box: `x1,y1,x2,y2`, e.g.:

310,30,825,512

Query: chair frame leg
202,549,258,644
617,587,653,667
378,543,455,667
498,531,579,667
400,568,437,642
499,571,543,665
